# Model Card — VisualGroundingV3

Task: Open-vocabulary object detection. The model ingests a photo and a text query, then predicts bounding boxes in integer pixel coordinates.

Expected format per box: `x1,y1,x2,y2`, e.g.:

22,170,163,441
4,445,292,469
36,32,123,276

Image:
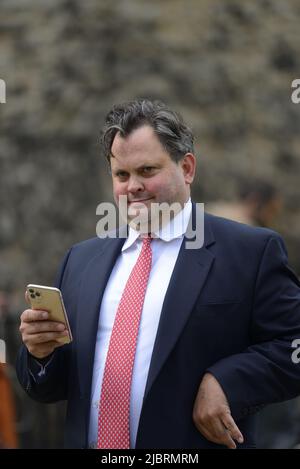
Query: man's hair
238,179,278,205
101,99,194,164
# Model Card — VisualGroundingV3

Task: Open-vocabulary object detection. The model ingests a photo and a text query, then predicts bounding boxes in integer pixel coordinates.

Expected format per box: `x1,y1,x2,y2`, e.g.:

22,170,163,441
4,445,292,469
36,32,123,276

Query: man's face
110,125,196,222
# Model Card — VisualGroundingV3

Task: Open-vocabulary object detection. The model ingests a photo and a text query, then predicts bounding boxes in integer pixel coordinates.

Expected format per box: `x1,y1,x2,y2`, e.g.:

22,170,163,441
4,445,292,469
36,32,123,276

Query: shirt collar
122,198,192,252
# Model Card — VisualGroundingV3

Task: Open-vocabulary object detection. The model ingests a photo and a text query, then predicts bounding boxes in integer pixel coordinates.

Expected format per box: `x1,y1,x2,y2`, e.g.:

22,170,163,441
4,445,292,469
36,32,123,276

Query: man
17,99,300,449
207,178,282,228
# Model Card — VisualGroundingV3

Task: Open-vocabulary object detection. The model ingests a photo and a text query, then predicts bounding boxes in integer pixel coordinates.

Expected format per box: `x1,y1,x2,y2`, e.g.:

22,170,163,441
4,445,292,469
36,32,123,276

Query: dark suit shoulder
56,234,124,291
72,236,104,252
70,233,123,260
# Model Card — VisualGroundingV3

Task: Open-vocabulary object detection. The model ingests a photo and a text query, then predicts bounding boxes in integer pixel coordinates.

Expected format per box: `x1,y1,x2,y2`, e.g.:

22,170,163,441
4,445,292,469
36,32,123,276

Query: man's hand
19,292,69,359
193,372,244,449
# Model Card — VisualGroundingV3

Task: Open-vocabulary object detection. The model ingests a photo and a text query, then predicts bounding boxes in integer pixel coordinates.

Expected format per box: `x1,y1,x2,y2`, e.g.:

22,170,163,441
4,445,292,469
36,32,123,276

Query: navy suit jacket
17,207,300,448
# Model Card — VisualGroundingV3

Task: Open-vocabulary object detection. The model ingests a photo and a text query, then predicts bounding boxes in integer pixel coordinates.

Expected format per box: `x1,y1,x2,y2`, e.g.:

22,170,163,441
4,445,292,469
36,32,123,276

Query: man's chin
119,197,182,233
128,207,151,226
126,203,154,234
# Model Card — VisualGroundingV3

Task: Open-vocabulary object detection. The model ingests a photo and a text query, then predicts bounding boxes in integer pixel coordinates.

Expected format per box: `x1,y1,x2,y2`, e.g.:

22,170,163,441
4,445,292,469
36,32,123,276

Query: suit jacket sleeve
16,248,73,403
207,234,300,421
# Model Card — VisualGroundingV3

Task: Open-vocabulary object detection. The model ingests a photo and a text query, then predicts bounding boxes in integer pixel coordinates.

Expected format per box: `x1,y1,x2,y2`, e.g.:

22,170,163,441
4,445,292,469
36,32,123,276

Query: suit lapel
143,207,215,401
76,235,125,398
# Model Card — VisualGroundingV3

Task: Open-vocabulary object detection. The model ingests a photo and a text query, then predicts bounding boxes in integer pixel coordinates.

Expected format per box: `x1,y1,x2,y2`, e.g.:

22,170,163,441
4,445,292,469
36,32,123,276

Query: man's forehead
111,125,160,155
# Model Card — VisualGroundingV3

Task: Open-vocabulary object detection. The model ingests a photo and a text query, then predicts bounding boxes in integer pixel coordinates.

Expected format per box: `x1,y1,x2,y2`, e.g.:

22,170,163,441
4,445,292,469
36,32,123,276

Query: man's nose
127,176,144,193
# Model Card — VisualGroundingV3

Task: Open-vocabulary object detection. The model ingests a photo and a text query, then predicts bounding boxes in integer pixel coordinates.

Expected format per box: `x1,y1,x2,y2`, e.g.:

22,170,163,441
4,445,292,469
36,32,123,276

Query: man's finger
211,418,237,449
197,419,237,449
221,413,244,444
24,321,66,335
21,309,49,322
25,330,69,345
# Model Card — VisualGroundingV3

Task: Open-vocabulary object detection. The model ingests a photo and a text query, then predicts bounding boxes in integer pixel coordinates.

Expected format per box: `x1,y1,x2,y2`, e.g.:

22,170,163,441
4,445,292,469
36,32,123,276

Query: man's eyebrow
137,163,159,170
112,164,157,173
112,168,128,174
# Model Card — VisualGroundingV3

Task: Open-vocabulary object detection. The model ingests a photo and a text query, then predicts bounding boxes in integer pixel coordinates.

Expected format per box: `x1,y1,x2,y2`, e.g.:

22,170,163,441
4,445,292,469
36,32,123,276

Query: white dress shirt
88,198,192,448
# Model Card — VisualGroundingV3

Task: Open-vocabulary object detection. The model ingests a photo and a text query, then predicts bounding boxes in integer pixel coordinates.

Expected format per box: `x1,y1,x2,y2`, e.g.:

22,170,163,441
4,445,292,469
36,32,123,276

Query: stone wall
1,0,300,307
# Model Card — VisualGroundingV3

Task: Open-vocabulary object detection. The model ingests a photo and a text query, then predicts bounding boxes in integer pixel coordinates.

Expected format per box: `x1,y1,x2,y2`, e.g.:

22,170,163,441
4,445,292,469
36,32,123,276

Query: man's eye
116,172,128,178
142,167,154,173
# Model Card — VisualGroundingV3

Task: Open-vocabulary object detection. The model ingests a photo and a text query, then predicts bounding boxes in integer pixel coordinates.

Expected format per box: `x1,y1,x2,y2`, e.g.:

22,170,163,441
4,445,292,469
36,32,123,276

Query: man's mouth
128,198,153,205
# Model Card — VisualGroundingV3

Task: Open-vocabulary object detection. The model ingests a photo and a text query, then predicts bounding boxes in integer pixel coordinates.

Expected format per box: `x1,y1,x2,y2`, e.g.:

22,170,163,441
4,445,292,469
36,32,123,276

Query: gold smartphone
26,284,73,344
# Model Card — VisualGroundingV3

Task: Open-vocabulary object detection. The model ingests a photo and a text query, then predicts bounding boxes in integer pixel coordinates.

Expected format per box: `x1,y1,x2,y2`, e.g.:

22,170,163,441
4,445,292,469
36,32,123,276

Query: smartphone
26,284,73,344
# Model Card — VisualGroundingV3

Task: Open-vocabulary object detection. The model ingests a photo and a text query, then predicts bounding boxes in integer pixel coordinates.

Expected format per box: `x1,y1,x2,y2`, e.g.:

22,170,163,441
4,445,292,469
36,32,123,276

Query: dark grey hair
101,99,194,163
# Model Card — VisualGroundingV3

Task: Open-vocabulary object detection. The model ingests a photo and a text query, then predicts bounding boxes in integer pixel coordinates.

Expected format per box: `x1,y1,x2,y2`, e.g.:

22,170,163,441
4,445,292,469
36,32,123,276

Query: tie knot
140,232,152,239
141,234,152,246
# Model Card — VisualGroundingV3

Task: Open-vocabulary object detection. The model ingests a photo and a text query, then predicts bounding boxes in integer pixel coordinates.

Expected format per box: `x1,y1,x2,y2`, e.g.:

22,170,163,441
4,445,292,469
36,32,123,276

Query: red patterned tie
97,236,152,449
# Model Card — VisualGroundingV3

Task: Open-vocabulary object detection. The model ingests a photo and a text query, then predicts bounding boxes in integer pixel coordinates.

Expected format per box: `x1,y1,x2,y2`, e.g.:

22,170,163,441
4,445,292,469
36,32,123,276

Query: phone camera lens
30,294,35,299
29,289,34,293
36,292,41,297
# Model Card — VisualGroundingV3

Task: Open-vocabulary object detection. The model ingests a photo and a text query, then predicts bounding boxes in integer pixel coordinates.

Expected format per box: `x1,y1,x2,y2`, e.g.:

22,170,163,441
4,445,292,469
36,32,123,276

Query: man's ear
180,153,196,184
